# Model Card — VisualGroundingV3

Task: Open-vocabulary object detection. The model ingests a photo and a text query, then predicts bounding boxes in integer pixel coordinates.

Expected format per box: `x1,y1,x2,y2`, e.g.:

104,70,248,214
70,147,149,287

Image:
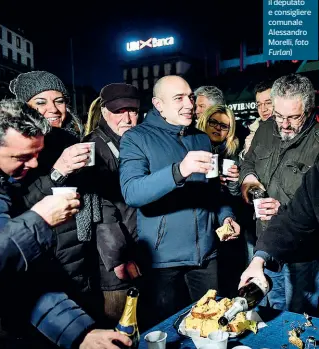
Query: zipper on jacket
178,128,201,264
155,216,166,250
193,209,201,265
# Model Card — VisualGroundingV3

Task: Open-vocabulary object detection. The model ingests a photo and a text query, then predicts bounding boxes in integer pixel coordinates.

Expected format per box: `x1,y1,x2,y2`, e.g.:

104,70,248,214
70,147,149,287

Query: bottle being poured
218,277,271,327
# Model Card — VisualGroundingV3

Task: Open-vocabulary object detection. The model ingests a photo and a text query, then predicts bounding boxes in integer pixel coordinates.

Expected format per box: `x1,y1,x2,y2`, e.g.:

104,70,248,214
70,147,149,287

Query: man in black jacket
0,100,131,349
239,159,319,315
83,84,141,325
239,74,319,313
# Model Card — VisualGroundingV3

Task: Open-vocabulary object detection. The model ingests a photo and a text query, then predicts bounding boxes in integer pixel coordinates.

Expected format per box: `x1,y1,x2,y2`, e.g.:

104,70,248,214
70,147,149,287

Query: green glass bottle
115,287,140,349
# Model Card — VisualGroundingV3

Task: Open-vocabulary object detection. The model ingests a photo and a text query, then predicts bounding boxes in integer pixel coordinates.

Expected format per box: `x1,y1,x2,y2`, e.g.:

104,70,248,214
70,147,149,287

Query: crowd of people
0,69,318,349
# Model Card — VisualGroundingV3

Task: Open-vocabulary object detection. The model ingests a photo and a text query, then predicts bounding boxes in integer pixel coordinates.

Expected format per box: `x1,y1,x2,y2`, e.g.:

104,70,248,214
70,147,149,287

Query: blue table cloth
140,305,319,349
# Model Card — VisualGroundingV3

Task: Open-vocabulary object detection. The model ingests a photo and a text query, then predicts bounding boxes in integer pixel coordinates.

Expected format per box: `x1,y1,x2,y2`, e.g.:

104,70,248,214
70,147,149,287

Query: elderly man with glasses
239,73,319,314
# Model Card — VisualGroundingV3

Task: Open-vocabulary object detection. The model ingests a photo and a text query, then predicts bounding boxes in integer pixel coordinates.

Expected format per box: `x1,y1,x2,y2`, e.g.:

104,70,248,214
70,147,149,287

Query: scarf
76,192,102,241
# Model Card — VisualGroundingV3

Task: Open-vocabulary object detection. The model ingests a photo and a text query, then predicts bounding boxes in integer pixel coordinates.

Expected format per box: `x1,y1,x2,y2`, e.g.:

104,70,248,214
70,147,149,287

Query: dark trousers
138,258,218,331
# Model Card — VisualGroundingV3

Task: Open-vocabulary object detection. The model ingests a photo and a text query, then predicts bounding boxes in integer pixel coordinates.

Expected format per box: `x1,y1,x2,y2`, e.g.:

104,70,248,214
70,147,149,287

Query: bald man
119,76,239,327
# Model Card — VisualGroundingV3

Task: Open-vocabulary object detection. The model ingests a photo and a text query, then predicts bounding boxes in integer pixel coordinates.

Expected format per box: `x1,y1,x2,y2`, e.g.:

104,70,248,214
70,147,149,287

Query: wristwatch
50,168,68,185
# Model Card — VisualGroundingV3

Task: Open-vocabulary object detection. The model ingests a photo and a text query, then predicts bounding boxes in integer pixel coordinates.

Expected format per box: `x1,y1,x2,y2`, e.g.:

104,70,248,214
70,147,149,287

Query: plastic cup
206,154,219,179
232,346,252,349
222,159,235,175
253,198,263,218
144,331,167,349
207,331,229,349
52,187,77,195
82,142,95,166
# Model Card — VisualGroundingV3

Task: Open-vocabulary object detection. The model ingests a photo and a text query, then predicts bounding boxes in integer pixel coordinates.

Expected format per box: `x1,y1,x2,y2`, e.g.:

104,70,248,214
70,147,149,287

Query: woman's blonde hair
197,104,239,156
85,96,102,135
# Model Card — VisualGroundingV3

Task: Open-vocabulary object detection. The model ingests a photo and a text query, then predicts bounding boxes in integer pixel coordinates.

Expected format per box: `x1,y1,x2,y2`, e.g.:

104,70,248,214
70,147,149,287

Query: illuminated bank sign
126,37,175,52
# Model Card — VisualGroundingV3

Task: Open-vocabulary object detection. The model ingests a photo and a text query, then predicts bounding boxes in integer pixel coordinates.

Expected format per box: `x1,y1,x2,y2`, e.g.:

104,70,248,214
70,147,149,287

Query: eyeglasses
256,101,272,110
208,119,230,131
114,108,138,116
273,111,305,124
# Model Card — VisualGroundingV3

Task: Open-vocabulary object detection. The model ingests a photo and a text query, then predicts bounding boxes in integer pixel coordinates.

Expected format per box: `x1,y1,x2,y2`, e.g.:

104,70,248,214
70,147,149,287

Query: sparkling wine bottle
218,277,271,327
115,287,140,349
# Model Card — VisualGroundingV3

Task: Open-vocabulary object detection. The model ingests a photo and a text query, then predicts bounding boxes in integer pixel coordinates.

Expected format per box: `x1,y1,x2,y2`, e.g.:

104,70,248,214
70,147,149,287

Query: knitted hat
9,71,69,102
100,83,140,112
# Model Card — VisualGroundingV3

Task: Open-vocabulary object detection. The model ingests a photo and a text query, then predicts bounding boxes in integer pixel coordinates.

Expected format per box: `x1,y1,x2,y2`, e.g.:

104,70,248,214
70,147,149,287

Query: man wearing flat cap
83,83,141,325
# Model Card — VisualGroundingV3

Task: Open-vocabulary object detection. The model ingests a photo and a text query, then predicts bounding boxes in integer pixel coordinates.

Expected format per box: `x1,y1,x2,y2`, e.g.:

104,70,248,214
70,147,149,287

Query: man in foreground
0,100,130,349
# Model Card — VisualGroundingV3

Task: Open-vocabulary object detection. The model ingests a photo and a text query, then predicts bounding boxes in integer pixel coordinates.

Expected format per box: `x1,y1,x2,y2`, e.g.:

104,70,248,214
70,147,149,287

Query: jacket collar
98,117,121,146
211,140,227,155
144,108,192,136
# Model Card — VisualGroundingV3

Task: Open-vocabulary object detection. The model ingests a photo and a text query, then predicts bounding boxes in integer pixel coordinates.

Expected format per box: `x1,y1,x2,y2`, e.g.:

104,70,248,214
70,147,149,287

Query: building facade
0,24,34,99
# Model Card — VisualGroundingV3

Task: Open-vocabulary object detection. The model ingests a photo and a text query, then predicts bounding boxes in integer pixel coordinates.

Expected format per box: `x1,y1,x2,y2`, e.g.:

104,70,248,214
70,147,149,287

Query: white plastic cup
82,142,95,166
52,187,77,195
144,331,167,349
222,159,235,175
207,331,229,349
206,154,219,179
253,198,263,218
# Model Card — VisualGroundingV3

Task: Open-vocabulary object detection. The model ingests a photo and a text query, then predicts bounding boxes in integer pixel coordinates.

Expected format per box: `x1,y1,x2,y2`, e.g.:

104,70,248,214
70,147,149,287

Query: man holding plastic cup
120,75,240,328
239,74,319,313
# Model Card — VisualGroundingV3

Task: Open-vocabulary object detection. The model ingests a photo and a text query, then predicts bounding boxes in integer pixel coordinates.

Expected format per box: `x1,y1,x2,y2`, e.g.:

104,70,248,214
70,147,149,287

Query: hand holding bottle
241,174,266,204
79,329,132,349
219,259,270,327
239,257,267,289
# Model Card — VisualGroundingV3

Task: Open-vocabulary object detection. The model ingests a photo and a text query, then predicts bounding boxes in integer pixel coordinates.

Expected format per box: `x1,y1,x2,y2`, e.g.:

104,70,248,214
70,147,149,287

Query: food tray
173,307,246,339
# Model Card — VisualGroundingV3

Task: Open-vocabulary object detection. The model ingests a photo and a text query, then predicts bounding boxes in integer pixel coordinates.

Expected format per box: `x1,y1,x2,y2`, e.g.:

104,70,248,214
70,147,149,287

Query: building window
7,48,13,60
26,42,31,53
123,69,127,81
131,68,138,80
154,77,158,85
143,79,149,90
16,36,21,48
27,57,31,67
164,63,172,75
142,66,149,78
132,80,138,89
7,31,12,44
17,53,21,64
153,65,160,77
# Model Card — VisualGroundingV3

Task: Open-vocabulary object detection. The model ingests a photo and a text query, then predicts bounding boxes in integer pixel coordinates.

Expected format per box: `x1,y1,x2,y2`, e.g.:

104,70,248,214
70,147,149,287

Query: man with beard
239,73,319,313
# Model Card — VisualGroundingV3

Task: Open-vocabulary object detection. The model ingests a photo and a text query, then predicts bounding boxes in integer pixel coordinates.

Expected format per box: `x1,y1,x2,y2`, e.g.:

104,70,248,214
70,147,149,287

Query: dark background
0,0,262,91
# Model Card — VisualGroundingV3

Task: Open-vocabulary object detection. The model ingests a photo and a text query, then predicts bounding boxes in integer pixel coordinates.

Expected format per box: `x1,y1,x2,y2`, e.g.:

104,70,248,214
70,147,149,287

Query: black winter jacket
256,160,319,266
22,127,100,297
0,172,96,349
239,112,319,235
83,118,137,291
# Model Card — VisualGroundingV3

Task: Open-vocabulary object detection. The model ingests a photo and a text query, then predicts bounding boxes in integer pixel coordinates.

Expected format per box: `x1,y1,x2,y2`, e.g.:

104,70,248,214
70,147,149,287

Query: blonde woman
85,96,102,135
197,105,240,194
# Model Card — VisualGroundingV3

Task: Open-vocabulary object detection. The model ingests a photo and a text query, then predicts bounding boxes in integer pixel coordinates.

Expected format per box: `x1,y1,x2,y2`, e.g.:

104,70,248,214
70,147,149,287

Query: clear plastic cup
82,142,95,166
222,159,235,175
144,331,167,349
207,331,229,349
51,187,77,195
206,154,219,179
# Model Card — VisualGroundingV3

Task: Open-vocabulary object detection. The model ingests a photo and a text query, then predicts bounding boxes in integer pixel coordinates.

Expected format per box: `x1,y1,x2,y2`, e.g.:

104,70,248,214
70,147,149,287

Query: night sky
1,1,262,92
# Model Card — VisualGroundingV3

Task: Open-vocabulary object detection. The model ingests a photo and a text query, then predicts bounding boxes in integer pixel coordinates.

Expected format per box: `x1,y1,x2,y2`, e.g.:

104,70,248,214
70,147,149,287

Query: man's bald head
152,75,194,126
153,76,189,99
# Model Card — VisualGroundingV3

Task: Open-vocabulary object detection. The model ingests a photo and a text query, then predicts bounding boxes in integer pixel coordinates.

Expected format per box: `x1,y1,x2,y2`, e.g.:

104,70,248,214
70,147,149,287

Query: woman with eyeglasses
198,105,247,298
197,104,240,195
